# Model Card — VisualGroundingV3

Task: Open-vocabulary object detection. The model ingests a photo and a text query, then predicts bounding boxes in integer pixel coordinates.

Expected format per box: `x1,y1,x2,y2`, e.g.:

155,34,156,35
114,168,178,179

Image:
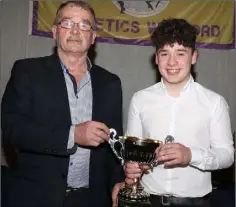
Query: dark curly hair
151,18,198,52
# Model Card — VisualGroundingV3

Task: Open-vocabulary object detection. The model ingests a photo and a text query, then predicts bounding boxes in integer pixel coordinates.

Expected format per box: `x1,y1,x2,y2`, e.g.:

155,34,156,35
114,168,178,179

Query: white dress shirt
126,77,234,197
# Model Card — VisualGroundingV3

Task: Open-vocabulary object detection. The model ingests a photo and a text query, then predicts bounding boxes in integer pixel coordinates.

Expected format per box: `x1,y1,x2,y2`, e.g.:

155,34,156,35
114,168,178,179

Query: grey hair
53,1,96,30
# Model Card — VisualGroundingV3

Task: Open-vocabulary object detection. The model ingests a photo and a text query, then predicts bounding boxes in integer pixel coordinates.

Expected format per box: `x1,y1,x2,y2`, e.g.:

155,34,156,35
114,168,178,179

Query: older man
1,1,124,207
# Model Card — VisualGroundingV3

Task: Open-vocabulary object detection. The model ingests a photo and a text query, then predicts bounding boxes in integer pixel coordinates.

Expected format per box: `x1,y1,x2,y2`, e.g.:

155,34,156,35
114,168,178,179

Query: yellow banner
31,1,235,49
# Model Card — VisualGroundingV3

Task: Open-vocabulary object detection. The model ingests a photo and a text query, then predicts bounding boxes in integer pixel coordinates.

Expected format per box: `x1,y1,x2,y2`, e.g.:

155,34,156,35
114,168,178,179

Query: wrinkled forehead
57,5,94,23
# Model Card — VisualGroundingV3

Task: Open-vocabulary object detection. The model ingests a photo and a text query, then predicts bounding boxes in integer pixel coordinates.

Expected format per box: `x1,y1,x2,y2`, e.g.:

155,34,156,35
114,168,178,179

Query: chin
67,47,83,53
164,76,183,84
165,76,180,81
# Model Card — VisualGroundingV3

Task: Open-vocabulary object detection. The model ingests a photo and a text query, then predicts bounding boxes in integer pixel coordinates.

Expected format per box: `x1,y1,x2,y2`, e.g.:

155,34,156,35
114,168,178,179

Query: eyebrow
81,19,92,25
176,49,187,52
60,17,91,24
158,49,167,53
158,49,187,53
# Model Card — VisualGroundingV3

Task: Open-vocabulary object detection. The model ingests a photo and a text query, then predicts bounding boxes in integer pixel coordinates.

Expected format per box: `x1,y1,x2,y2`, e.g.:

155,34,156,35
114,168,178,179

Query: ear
52,25,57,40
91,31,97,45
155,52,159,65
191,50,198,65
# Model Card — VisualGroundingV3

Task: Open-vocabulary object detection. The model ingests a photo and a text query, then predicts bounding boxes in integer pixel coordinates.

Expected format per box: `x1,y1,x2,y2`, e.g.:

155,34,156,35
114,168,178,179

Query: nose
167,55,177,66
70,24,81,35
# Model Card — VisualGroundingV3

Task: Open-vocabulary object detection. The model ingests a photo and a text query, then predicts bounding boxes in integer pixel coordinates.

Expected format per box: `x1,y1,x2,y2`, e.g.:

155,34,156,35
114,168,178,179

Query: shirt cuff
189,147,205,168
67,125,75,149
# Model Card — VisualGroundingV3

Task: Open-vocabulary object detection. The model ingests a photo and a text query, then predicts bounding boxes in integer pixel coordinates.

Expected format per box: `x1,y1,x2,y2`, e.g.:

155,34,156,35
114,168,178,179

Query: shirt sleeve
126,93,143,137
67,125,75,149
190,97,234,171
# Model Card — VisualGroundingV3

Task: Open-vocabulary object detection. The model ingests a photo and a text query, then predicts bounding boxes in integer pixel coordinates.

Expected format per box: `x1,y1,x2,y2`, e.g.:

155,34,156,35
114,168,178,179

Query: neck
58,49,88,74
164,76,191,97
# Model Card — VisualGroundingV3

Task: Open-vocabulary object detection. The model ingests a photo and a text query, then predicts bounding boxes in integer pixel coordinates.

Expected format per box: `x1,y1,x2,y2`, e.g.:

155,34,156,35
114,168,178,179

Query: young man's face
52,6,96,55
155,43,197,87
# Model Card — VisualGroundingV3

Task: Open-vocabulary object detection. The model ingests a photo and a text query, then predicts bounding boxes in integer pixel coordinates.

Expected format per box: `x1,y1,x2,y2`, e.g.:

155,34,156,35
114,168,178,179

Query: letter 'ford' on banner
29,0,235,50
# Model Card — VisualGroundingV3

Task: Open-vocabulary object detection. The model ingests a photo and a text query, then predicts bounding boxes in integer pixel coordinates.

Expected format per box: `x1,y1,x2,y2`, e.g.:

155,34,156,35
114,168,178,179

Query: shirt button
70,162,73,166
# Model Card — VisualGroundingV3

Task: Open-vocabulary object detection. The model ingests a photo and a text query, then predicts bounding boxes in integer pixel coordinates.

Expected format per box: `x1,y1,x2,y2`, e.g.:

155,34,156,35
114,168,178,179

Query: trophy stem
132,177,142,193
118,178,149,203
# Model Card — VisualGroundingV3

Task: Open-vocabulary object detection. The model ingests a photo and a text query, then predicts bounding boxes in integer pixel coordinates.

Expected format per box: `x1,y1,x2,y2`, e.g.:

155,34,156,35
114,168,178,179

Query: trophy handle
108,128,125,165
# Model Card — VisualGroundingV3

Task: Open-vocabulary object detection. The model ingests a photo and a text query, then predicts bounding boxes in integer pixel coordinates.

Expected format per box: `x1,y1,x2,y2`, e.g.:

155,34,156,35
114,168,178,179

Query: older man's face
52,6,96,55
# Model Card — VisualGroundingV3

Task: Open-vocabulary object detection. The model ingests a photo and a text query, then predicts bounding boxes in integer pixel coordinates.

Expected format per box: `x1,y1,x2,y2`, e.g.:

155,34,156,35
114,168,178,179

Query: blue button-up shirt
60,58,92,188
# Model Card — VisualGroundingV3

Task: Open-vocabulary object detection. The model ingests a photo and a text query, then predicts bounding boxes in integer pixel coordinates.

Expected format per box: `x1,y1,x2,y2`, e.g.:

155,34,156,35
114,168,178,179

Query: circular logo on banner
112,1,169,17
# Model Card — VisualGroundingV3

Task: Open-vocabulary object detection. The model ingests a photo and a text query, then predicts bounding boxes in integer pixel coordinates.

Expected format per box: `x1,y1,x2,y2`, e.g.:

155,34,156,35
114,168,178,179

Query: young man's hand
156,143,192,167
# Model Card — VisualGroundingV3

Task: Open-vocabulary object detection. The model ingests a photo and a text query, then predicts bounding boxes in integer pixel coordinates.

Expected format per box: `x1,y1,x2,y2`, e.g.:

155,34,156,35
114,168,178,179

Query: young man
112,18,234,207
1,1,124,207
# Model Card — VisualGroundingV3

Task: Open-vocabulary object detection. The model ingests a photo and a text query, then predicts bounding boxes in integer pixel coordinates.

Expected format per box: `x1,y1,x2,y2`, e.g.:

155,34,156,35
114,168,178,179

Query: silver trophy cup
109,128,162,205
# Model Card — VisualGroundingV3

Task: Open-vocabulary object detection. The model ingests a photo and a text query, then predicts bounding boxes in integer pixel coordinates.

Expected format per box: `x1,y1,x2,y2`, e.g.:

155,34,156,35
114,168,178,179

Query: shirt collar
60,57,92,74
160,75,194,94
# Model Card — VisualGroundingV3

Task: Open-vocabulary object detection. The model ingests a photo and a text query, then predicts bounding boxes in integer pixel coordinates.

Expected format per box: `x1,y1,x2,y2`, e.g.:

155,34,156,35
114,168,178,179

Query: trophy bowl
109,128,162,206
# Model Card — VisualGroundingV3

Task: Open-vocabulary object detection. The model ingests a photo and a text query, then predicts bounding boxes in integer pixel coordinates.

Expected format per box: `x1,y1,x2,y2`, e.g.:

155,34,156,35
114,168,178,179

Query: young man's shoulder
194,82,227,105
195,82,222,97
136,82,162,94
131,83,160,102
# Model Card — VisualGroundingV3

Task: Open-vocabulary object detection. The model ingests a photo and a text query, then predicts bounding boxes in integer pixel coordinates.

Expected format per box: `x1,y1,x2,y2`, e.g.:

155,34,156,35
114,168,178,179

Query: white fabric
126,76,234,197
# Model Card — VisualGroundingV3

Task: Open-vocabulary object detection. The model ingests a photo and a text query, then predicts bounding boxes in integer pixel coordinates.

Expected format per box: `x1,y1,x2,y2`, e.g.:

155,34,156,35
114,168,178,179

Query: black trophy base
118,199,152,207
